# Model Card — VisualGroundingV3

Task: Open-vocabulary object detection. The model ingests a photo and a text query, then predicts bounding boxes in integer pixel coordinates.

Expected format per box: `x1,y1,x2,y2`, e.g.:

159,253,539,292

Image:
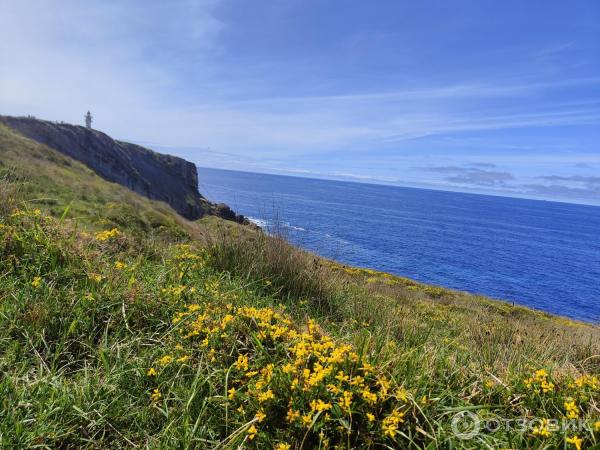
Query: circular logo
451,411,481,440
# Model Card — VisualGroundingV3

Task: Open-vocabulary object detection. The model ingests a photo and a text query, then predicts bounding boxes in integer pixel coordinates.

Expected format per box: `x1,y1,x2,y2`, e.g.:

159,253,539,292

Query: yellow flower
541,380,555,393
247,424,257,440
286,409,300,423
395,387,408,402
566,436,583,450
301,414,313,427
235,354,249,371
176,355,189,363
531,418,553,437
361,388,377,405
147,367,157,376
157,355,173,366
382,410,405,438
275,444,291,450
255,410,266,423
150,389,161,402
310,399,332,412
95,228,120,241
31,276,42,288
366,413,375,422
340,391,353,410
227,387,236,399
594,421,600,432
114,261,127,270
258,389,275,403
564,400,579,419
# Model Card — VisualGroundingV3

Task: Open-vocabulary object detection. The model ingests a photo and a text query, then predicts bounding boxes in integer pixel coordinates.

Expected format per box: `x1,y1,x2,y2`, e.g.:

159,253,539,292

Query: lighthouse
85,111,93,129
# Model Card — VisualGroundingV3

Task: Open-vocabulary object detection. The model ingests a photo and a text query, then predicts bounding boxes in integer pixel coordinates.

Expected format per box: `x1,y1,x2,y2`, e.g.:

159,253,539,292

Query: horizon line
197,165,600,209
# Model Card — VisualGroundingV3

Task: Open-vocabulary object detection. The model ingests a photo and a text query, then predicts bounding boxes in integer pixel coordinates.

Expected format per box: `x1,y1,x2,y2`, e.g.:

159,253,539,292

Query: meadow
1,123,599,448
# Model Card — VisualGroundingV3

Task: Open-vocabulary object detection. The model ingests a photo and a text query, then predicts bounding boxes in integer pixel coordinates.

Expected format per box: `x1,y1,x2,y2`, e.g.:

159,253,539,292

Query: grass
1,124,599,448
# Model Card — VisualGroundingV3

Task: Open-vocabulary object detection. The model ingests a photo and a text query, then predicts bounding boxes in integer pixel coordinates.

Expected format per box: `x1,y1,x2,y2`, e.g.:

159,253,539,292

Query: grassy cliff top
1,124,599,448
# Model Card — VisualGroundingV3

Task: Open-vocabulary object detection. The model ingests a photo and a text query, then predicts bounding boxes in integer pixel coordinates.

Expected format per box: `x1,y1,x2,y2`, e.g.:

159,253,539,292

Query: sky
1,0,600,205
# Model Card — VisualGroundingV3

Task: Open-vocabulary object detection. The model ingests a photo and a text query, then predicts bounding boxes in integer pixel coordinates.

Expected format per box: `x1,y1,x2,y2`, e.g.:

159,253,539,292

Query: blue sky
1,0,599,204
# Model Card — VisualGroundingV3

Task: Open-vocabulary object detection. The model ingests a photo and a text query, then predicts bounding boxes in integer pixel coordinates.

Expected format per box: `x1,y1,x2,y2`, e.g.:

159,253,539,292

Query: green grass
1,124,599,449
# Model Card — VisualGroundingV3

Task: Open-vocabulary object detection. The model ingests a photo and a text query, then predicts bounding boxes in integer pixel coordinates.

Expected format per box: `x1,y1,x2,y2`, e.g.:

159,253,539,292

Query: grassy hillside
1,124,599,448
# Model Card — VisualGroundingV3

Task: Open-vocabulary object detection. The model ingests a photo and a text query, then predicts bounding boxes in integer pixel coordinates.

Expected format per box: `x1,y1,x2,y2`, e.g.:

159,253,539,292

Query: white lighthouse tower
85,111,93,129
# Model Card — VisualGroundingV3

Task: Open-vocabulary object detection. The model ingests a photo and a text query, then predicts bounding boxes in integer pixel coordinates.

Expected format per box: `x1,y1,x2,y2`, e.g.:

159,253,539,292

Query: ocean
198,167,600,323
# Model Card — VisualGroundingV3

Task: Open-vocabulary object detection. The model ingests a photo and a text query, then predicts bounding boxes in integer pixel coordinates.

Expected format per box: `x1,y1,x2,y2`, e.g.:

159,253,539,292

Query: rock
0,115,245,223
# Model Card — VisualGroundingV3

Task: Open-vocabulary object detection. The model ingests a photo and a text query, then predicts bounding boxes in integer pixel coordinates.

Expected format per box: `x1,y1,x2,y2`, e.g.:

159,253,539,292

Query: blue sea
198,167,600,323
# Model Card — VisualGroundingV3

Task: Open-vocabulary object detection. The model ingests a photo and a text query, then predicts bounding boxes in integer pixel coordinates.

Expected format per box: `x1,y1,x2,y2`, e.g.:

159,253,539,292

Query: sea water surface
198,167,600,323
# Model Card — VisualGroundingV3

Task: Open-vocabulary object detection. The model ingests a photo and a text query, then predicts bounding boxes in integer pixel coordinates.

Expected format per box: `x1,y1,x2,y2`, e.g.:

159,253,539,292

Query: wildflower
382,410,405,438
595,421,600,432
361,388,377,405
275,444,291,450
286,409,300,423
255,410,266,423
566,436,583,450
31,276,42,288
95,228,120,241
150,389,161,402
235,354,249,371
187,303,201,312
541,379,555,393
247,424,257,440
531,418,553,437
157,355,173,366
367,413,375,422
310,399,332,412
90,273,103,282
575,375,600,390
564,400,579,419
227,387,236,399
395,387,408,402
176,355,189,363
301,414,313,427
258,389,275,403
114,261,127,270
147,367,157,377
340,391,353,410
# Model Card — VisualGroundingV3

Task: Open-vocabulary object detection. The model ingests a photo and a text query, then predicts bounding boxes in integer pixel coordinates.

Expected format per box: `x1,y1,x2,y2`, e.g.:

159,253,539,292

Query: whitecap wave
247,217,269,229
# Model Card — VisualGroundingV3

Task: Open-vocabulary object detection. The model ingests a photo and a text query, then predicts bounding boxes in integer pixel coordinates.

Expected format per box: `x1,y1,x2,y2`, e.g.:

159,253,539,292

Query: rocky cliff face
0,115,244,222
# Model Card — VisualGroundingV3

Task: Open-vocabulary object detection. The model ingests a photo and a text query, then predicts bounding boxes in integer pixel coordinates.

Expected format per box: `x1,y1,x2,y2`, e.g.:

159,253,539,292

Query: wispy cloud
420,166,515,187
538,175,600,183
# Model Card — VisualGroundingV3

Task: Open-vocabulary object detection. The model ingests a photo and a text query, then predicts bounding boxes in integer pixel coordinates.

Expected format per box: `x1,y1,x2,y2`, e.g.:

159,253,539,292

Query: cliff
0,115,244,222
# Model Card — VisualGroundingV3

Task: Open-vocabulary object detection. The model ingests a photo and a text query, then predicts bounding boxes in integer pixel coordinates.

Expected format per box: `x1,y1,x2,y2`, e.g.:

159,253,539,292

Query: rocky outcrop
0,115,246,222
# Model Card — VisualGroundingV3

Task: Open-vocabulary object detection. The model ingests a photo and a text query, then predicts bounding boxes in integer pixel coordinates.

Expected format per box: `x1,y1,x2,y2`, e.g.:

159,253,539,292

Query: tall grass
2,122,600,448
205,223,343,316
